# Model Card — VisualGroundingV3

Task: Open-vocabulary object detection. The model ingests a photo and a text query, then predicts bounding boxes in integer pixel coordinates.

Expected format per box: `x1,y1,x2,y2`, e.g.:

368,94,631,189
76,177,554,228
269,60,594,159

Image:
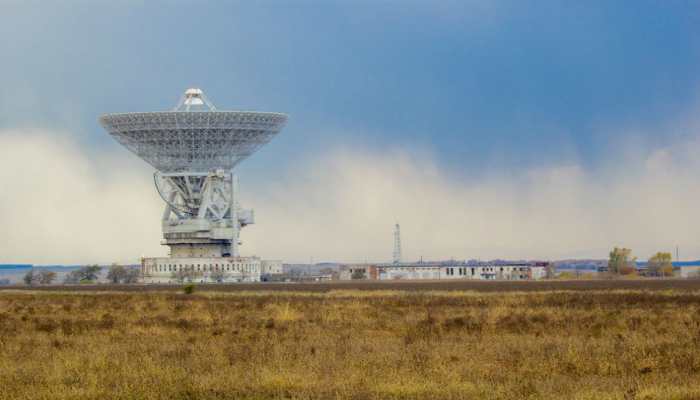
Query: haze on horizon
1,1,699,265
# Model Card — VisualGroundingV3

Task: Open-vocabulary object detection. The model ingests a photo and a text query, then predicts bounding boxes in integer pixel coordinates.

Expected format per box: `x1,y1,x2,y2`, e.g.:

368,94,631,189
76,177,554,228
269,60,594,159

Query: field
4,278,700,293
1,285,700,399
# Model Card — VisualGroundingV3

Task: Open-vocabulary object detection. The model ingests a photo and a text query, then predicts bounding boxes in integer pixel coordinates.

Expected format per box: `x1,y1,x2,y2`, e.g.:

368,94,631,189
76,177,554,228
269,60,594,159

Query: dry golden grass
1,289,700,399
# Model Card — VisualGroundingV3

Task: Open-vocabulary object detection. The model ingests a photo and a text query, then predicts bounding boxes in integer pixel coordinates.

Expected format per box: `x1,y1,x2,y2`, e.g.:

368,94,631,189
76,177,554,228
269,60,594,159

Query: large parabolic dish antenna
99,88,288,173
99,88,288,261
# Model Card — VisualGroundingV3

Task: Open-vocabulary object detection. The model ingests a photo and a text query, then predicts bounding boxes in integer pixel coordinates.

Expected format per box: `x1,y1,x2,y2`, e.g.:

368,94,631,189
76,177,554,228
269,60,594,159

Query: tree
608,247,636,275
107,264,140,284
351,269,366,280
23,269,39,286
64,265,102,284
107,264,127,284
38,270,56,285
123,267,141,284
545,263,556,279
64,270,81,284
80,265,102,282
648,252,673,277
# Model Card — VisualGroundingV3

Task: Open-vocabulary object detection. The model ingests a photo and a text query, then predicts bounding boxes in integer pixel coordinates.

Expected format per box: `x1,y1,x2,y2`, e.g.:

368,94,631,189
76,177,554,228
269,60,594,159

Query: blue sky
3,1,699,170
1,1,700,263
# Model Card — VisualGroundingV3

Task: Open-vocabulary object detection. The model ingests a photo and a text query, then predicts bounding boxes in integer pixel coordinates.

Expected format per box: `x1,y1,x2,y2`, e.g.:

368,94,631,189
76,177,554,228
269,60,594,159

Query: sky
1,0,699,264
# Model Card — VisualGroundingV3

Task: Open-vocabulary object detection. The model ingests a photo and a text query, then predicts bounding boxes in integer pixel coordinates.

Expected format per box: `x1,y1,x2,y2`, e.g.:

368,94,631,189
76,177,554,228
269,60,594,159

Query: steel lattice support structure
100,89,287,266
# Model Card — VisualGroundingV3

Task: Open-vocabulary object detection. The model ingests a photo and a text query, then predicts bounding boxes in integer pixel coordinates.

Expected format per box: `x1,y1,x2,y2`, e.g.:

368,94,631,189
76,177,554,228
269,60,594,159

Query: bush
183,284,195,294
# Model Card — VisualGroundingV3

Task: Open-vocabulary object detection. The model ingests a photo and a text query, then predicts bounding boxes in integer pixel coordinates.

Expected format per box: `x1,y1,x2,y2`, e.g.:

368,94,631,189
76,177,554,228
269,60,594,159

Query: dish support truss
155,169,253,258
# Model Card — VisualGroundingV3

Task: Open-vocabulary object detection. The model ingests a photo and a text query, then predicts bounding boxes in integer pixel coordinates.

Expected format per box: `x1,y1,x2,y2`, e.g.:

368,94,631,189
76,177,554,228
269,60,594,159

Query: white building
368,262,550,281
142,256,262,283
339,265,374,280
378,265,440,280
261,260,283,275
529,264,549,280
677,265,700,278
440,264,531,280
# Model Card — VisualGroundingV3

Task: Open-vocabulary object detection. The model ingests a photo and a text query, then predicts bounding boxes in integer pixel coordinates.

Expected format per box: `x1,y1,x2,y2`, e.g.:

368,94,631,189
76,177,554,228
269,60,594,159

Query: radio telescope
100,88,287,282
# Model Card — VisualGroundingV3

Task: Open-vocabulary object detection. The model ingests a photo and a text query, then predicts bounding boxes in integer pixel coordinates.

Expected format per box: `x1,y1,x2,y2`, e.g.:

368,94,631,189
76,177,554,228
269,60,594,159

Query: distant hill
0,264,32,270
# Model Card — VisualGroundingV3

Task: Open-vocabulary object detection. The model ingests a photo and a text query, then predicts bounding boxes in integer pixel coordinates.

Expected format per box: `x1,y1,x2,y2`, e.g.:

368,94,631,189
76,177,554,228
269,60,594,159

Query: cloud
1,128,699,265
0,130,164,265
244,134,700,263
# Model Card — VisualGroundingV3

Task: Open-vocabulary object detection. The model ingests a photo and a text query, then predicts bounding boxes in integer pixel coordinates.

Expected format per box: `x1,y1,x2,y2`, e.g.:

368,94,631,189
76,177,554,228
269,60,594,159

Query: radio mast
393,223,402,264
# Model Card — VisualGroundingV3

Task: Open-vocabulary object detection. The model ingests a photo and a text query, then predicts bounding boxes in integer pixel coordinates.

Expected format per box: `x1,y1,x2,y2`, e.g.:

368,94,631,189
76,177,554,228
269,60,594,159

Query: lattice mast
393,223,402,264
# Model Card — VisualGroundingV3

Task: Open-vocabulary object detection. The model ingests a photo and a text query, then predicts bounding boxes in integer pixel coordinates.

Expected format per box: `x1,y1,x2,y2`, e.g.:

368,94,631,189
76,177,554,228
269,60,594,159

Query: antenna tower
393,223,402,264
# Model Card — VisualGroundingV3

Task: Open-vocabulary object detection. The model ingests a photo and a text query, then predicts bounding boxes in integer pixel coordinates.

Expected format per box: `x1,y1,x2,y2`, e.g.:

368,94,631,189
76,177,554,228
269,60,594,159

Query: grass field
1,287,700,399
4,278,700,293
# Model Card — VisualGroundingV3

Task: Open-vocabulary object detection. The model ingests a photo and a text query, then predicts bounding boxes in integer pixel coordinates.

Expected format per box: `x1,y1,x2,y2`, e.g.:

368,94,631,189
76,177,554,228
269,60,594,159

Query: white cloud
1,129,699,265
244,137,700,263
0,130,164,265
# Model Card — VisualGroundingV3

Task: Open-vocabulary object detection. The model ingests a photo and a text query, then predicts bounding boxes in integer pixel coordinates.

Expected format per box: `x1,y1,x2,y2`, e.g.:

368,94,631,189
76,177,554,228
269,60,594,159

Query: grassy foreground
1,290,700,399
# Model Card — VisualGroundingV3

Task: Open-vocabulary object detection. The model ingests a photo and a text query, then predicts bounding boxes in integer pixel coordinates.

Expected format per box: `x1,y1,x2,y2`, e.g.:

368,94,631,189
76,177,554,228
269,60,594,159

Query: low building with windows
377,264,441,280
528,262,550,280
339,261,552,281
261,260,283,275
141,256,262,283
675,262,700,278
439,264,532,280
339,264,377,280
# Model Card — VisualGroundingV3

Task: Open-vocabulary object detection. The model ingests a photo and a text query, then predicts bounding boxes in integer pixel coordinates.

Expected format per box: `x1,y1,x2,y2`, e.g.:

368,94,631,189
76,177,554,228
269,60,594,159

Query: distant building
677,266,700,278
529,262,550,280
142,256,262,283
378,264,440,280
261,260,283,275
339,264,377,280
554,260,606,277
339,261,551,281
673,262,700,278
634,260,700,278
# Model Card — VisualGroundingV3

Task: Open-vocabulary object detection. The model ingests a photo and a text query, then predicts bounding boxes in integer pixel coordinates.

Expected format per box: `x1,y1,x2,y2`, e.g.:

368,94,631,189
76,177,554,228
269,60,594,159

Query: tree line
608,247,673,277
23,264,140,286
